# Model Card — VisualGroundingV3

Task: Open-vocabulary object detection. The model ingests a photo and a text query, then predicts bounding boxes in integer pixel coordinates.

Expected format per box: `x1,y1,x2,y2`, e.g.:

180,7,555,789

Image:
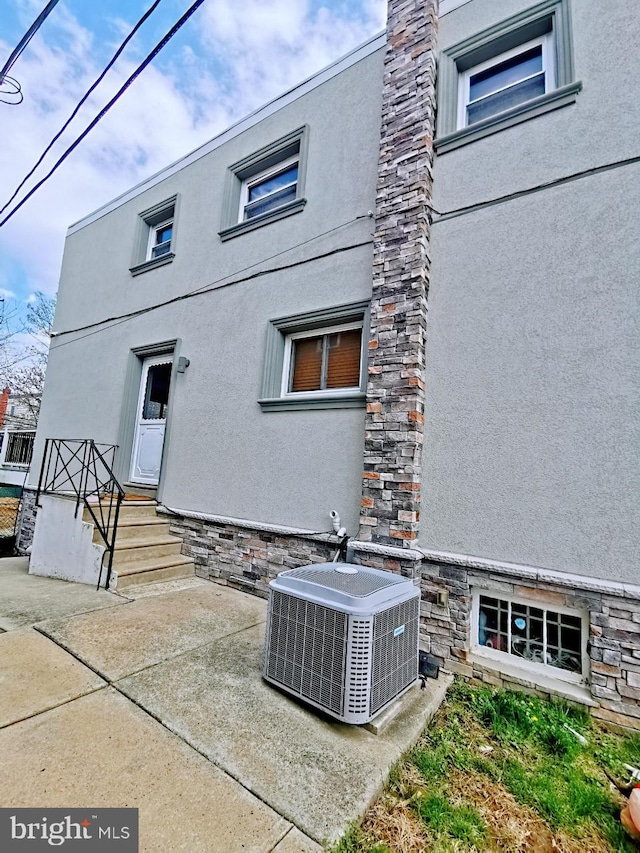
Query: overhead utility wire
0,0,164,216
49,215,373,349
0,0,62,84
0,0,208,228
429,153,640,222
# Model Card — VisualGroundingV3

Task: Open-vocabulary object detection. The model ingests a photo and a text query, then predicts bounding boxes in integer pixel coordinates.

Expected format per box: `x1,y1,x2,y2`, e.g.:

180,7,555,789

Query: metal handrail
35,438,125,590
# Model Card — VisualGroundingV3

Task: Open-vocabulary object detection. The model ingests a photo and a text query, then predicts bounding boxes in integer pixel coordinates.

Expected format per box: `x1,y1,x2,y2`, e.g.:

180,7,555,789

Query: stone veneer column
360,0,439,547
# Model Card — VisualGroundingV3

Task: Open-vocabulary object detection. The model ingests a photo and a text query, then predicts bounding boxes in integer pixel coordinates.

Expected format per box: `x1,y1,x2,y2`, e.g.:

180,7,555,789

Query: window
147,217,173,260
435,0,581,153
460,36,554,128
259,302,369,412
473,591,587,682
219,126,308,241
240,156,299,222
130,195,179,276
284,323,362,396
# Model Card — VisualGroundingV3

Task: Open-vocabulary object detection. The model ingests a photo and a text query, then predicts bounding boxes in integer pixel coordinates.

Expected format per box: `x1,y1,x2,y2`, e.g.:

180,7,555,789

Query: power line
431,153,640,222
0,0,164,216
0,0,62,84
49,216,373,350
0,75,23,106
0,0,208,228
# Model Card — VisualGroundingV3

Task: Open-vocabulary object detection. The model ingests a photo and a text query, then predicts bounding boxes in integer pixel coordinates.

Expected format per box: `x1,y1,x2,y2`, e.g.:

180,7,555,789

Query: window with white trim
460,34,555,128
240,155,299,222
473,591,587,682
147,217,173,260
219,126,308,242
259,301,368,412
283,322,362,397
434,0,581,153
130,195,178,276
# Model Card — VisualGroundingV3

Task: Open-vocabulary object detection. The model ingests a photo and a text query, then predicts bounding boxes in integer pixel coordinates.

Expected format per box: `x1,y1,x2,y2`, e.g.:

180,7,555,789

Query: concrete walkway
0,557,451,851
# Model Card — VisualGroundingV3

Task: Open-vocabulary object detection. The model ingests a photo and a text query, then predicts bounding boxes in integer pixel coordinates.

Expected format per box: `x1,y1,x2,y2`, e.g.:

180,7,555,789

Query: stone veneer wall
165,506,640,730
359,0,439,546
419,556,640,731
16,487,38,554
165,511,341,597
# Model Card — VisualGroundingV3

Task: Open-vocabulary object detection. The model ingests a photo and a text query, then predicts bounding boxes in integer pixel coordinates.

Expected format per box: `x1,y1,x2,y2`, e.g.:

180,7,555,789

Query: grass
331,680,640,853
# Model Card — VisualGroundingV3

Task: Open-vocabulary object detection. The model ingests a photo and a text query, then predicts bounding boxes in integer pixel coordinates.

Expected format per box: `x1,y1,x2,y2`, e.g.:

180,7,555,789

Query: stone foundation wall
419,556,640,731
16,487,37,554
165,511,341,598
164,507,640,730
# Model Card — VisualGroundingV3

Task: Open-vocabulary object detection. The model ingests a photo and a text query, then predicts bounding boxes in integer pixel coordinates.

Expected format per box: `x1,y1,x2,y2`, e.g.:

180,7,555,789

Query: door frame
115,339,181,500
129,354,173,486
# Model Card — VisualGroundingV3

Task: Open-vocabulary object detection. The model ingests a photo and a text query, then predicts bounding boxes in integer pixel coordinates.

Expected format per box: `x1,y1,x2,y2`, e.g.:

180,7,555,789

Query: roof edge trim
67,29,387,236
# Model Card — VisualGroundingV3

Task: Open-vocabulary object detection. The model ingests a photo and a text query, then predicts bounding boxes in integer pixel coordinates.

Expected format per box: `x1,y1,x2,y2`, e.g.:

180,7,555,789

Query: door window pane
142,362,171,420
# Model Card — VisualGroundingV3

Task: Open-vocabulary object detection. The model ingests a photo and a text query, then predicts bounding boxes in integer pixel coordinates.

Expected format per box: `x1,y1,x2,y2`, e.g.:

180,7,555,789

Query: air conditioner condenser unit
263,562,420,724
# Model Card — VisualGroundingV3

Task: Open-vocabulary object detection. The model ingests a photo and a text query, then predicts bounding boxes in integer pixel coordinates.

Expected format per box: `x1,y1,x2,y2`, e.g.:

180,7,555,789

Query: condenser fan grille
370,597,419,715
285,566,403,597
266,590,347,714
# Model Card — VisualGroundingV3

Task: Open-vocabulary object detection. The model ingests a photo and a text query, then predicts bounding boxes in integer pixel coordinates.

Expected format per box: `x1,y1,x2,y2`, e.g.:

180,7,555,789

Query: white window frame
146,216,173,262
470,588,589,686
281,321,364,399
239,154,299,223
458,33,556,129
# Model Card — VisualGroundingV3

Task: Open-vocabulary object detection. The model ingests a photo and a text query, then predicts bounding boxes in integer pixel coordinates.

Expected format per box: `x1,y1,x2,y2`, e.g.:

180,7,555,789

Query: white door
130,356,172,485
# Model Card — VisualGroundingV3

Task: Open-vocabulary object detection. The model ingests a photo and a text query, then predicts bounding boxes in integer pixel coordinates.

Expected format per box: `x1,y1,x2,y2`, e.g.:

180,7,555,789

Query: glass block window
477,594,583,675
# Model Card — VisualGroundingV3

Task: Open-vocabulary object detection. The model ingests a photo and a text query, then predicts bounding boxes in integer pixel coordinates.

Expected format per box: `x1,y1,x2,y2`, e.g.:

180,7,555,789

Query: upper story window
130,195,179,277
147,217,173,260
219,126,308,242
241,156,299,222
460,35,554,128
435,0,581,154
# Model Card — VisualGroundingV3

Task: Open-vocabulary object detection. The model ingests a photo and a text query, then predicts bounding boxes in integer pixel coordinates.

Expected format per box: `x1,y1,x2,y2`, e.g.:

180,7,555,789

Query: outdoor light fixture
176,357,190,373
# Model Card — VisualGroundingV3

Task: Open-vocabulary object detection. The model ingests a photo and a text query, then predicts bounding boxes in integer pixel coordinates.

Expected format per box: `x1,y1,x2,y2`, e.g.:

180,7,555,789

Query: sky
0,0,386,324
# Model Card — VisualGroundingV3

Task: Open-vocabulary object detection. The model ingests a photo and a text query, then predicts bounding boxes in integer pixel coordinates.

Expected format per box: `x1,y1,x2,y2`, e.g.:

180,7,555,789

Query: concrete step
91,518,171,545
83,500,158,523
112,555,195,590
111,536,184,568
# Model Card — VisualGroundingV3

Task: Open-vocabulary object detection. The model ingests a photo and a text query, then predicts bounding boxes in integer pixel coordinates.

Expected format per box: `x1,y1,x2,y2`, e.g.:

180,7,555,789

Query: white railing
0,428,36,468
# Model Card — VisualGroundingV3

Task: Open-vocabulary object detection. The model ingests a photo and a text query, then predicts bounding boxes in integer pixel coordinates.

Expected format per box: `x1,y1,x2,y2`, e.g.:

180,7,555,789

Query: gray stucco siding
34,45,385,534
419,165,640,582
53,47,385,336
35,234,374,535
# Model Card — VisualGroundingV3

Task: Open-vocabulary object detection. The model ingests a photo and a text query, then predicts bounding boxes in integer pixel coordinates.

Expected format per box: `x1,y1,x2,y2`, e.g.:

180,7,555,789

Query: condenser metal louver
263,562,420,724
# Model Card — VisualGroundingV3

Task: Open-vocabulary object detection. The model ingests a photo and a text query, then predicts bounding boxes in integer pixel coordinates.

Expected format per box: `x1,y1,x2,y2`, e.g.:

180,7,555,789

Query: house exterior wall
26,0,640,727
31,43,385,536
419,0,640,582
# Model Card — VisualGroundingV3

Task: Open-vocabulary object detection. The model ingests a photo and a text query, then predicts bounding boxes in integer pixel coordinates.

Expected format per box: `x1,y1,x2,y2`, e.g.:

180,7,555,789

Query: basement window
472,591,587,683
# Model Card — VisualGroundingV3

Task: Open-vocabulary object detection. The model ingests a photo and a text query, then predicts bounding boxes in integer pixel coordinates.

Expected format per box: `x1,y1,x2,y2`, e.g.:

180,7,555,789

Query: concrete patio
0,557,451,851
